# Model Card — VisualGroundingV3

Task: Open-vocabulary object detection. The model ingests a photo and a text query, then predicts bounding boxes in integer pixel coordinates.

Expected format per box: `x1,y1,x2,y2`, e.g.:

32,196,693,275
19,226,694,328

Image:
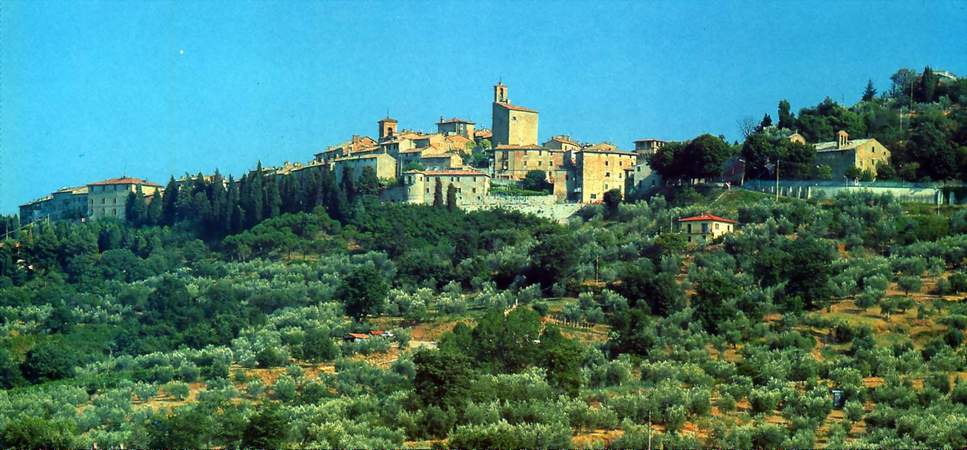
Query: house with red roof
86,176,163,222
678,213,738,244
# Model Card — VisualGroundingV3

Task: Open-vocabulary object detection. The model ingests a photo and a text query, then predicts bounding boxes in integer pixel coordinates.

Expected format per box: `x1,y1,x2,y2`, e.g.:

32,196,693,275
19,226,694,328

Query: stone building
437,117,475,138
543,135,581,152
87,177,162,221
314,135,379,164
19,186,89,224
333,153,398,183
633,138,666,157
571,146,637,203
491,82,539,147
809,130,891,179
493,145,567,181
399,169,490,206
678,213,737,244
628,160,662,193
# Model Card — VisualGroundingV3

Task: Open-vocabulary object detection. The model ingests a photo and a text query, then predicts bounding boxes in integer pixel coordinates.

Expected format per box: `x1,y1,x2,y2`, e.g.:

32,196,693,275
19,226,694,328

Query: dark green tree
446,183,458,211
20,338,79,383
759,113,773,130
1,416,77,449
432,178,444,208
413,349,475,409
357,166,381,196
337,264,389,321
603,189,621,218
539,325,584,396
521,170,552,192
915,66,938,103
241,403,289,449
161,176,179,226
777,99,795,130
526,227,577,291
146,190,163,226
862,79,877,102
125,187,147,226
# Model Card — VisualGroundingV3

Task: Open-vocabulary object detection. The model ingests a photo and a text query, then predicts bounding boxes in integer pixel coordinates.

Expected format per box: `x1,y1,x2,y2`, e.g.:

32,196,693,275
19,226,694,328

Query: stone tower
494,82,508,103
491,81,538,147
378,117,398,141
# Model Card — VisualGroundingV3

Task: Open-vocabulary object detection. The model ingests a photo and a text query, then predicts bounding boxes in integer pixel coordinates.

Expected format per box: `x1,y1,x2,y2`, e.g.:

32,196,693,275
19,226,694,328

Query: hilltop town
17,66,967,232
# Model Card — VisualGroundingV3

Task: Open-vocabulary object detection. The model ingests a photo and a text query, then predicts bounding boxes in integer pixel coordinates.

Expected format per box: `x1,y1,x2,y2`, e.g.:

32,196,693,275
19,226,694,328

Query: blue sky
2,0,965,213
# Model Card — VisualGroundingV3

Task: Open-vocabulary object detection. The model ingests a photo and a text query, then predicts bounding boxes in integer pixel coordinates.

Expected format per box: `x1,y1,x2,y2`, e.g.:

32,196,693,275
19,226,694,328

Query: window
112,208,117,216
590,193,597,199
113,198,117,204
605,172,611,177
605,160,609,166
688,224,692,233
101,198,105,204
715,223,720,230
701,223,709,233
472,188,477,193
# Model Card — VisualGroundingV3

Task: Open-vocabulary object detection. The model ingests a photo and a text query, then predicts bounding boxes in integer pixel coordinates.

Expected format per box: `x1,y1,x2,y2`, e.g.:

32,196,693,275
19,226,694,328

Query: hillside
1,185,966,448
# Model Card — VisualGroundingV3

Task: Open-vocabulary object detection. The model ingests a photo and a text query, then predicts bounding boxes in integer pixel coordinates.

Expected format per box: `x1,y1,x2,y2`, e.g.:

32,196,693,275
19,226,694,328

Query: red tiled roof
88,177,162,187
494,102,537,113
494,144,546,150
346,333,370,339
405,169,488,177
678,214,737,224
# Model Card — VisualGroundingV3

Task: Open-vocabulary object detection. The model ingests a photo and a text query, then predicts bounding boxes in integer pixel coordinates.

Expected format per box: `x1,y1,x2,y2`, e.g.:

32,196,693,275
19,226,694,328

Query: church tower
378,117,398,141
494,82,508,104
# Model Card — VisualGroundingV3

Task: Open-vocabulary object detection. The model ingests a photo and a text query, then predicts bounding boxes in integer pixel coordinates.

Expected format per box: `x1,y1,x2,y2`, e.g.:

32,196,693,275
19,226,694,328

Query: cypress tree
446,183,458,211
161,176,179,226
265,176,281,219
146,191,163,226
340,167,357,203
777,100,795,130
125,187,147,226
247,163,264,227
225,175,239,233
433,179,444,208
862,79,877,102
209,171,227,230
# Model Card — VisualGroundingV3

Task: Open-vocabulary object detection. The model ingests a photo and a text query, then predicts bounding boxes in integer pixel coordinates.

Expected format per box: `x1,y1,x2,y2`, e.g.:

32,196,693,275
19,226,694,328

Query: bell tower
494,82,508,103
378,117,398,141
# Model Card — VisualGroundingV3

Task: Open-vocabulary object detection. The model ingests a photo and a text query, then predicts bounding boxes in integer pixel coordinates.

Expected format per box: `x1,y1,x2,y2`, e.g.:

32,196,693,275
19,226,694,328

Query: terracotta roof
494,144,547,151
546,135,580,146
406,169,488,177
494,102,537,113
678,214,737,224
474,129,493,138
345,333,370,340
438,117,475,125
88,177,162,187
